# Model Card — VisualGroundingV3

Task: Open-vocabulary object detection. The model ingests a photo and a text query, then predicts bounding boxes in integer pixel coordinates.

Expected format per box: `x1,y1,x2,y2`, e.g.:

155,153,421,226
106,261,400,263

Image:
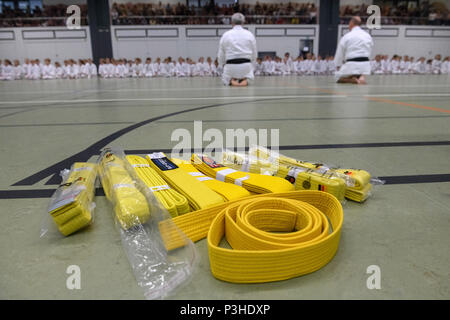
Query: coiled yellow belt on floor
159,190,343,283
171,158,251,201
192,154,295,194
99,151,150,229
48,162,97,236
126,155,190,218
146,152,224,210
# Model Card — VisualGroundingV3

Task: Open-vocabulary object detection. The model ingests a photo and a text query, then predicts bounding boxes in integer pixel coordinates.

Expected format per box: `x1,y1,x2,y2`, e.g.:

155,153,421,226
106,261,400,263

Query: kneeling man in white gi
218,13,257,86
334,16,373,84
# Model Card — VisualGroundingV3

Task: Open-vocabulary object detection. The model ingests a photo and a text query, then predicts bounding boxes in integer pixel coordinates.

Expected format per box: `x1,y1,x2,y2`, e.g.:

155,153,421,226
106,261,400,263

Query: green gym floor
0,75,449,299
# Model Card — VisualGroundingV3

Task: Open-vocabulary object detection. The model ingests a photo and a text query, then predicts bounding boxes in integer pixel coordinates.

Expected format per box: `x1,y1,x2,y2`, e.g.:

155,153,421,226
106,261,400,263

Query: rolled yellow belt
159,190,343,283
251,146,373,202
48,162,97,236
146,152,224,210
222,150,346,201
126,155,190,218
192,153,294,194
171,158,251,201
99,151,150,229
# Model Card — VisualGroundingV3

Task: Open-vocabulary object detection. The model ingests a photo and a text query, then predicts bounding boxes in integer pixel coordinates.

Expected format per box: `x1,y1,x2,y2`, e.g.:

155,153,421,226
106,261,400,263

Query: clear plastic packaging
98,148,198,300
225,145,385,203
41,162,97,238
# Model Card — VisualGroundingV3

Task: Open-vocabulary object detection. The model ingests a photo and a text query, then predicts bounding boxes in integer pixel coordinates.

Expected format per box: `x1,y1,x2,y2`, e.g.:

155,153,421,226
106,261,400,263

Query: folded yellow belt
99,151,150,229
48,162,97,236
146,152,224,210
126,155,190,218
171,158,251,201
160,190,343,283
192,153,294,194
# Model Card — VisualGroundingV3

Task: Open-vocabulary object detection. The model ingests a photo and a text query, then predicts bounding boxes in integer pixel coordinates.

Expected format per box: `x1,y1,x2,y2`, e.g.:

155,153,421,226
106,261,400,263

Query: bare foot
358,75,367,84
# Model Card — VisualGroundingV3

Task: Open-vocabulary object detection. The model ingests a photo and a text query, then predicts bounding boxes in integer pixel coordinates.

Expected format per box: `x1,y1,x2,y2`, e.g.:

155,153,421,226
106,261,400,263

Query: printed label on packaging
201,155,224,168
148,153,178,171
48,186,85,212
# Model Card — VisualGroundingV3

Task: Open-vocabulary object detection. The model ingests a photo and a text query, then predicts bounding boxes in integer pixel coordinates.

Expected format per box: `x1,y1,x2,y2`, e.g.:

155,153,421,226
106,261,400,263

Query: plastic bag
41,162,97,238
98,147,198,300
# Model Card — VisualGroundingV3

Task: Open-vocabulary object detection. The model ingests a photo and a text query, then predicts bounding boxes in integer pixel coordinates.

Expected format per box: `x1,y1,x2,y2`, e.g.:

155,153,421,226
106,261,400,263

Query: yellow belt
171,158,251,201
146,152,224,210
251,146,373,202
48,162,97,236
99,151,150,229
192,153,294,194
126,155,190,217
222,150,347,201
160,190,343,283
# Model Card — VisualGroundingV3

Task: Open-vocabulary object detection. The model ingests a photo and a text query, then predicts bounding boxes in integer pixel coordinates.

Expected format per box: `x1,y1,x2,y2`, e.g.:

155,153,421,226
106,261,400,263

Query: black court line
123,141,450,155
12,98,284,186
2,173,450,199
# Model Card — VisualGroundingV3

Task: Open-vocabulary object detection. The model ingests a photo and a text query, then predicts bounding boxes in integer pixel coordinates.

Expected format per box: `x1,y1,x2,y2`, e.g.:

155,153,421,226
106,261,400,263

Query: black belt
346,57,369,62
226,58,251,64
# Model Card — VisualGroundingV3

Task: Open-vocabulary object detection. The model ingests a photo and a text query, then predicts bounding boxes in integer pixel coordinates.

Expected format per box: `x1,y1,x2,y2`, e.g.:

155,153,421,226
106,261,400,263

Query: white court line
3,84,450,95
365,93,450,97
0,95,347,105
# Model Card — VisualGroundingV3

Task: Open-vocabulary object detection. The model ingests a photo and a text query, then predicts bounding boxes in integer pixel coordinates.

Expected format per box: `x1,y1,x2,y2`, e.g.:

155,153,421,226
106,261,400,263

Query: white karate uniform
371,60,383,74
414,61,427,74
254,62,263,76
115,64,127,78
143,63,154,77
159,63,170,77
262,60,272,75
381,58,390,74
55,66,64,79
105,63,115,78
89,63,97,78
42,64,56,79
391,60,401,74
29,64,41,80
431,59,441,74
21,63,31,78
63,65,71,79
98,64,106,78
327,60,336,75
210,63,218,76
218,25,257,85
70,64,80,79
334,26,373,80
441,61,449,74
283,58,294,75
0,65,14,80
152,63,161,76
135,63,144,77
304,59,314,75
13,65,23,80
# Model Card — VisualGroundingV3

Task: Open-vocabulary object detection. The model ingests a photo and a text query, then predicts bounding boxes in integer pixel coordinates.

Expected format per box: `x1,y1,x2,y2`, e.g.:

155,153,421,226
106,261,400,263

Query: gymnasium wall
337,25,450,58
0,27,92,61
110,24,318,60
1,25,450,61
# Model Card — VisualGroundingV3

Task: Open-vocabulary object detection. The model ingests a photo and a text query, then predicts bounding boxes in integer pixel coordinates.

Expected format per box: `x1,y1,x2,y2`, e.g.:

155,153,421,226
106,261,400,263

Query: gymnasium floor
0,75,449,299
